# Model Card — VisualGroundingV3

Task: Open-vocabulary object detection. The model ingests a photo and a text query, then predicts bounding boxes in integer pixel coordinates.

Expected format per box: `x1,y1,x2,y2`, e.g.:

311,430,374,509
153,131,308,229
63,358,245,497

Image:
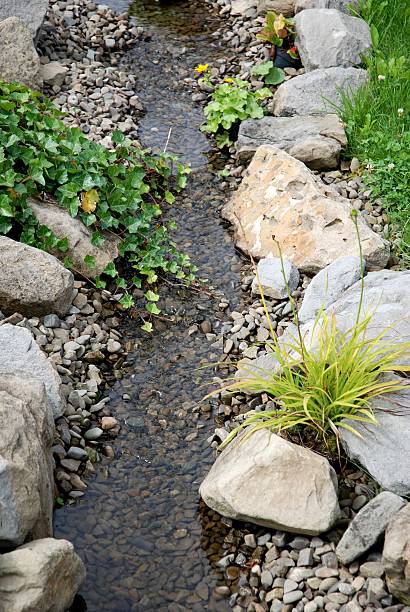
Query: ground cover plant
0,81,193,330
214,220,410,457
340,0,410,262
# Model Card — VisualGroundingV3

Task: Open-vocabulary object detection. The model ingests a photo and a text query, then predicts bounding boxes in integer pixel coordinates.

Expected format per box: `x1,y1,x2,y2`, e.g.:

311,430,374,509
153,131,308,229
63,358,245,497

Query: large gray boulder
0,374,54,547
251,256,300,299
29,198,120,279
294,9,371,71
298,255,363,323
200,429,340,535
0,17,42,88
0,324,64,419
295,0,358,13
0,538,86,612
272,67,368,116
336,492,406,565
383,504,410,604
236,114,347,169
0,236,75,318
0,0,48,39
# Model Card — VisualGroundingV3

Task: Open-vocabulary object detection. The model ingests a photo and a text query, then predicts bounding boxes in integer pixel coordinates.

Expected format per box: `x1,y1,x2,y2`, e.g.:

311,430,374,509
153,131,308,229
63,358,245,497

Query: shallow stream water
56,1,245,610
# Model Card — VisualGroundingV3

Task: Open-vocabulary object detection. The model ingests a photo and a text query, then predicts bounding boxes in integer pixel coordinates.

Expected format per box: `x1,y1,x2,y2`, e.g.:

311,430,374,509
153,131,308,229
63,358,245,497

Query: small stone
244,533,257,548
84,427,103,441
284,579,298,593
101,416,118,431
43,314,61,328
316,567,339,578
60,459,80,472
107,339,121,353
353,495,367,511
360,561,384,578
66,447,88,461
261,569,274,588
298,548,314,566
283,590,304,604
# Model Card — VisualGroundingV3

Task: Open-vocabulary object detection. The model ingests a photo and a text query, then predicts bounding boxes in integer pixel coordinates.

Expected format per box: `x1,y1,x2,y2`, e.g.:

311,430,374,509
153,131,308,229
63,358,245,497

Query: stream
55,1,245,610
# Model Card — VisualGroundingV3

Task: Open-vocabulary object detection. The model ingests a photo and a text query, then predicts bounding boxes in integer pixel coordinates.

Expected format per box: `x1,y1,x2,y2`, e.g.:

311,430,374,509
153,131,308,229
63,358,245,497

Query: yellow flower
195,63,209,74
224,77,234,83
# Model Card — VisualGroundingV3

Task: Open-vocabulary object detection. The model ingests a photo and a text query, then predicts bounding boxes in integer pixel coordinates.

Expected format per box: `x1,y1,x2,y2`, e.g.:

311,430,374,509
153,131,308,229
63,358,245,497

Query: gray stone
0,538,86,612
66,447,88,461
237,114,347,169
0,374,54,547
336,492,405,565
0,0,48,39
295,0,358,12
40,61,69,88
273,67,368,116
231,0,257,15
294,9,371,71
251,257,299,299
0,17,42,88
360,561,384,578
200,429,340,535
29,197,120,279
0,236,75,317
298,256,363,323
84,427,103,441
0,324,64,419
383,503,410,605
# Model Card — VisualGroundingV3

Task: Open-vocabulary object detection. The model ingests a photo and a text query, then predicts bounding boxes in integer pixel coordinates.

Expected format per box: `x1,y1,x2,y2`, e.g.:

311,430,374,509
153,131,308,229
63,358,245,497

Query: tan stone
222,145,389,273
383,503,410,604
257,0,295,15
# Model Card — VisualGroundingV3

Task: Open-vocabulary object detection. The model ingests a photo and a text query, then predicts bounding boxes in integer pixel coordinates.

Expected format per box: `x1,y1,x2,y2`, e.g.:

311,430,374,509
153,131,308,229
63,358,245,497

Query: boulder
236,114,347,169
200,429,340,535
222,146,389,273
336,492,406,565
294,9,371,71
257,0,295,15
251,257,300,299
40,61,69,89
298,255,362,323
0,236,75,318
0,538,86,612
0,0,49,39
0,374,54,547
0,17,42,88
272,67,368,116
29,197,120,279
295,0,358,13
383,504,410,605
0,324,64,419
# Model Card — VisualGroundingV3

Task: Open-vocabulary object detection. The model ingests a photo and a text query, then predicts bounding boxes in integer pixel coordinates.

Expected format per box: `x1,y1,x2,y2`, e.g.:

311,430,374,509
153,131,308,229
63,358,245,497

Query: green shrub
201,77,272,148
0,81,193,327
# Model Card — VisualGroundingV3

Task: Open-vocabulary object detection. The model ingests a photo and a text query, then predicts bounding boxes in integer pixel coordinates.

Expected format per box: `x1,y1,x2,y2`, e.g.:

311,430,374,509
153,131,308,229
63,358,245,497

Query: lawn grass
340,0,410,262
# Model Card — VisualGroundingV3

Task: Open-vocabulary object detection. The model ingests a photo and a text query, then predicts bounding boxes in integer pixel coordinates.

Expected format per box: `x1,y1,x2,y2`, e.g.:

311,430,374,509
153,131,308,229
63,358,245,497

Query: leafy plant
201,77,272,148
0,80,195,327
251,61,286,86
256,11,299,60
212,217,410,456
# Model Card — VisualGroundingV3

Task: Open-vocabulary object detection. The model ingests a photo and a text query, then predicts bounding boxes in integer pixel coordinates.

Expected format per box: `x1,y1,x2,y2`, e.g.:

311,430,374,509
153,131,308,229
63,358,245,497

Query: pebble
84,427,103,441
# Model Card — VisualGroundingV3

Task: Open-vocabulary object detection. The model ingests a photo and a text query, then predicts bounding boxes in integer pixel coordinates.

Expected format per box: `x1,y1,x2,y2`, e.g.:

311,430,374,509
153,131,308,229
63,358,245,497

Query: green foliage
256,11,294,47
0,80,195,328
201,78,272,148
251,61,286,85
340,0,410,260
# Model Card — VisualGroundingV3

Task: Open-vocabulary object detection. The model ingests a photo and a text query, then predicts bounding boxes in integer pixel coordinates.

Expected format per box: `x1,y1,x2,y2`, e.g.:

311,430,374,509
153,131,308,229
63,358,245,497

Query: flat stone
0,0,48,38
200,429,340,535
383,503,410,605
251,257,299,299
0,325,64,419
283,590,304,604
298,256,363,323
0,236,75,317
237,114,347,169
231,0,257,14
272,67,368,116
0,16,42,88
40,61,69,88
257,0,295,14
336,492,405,565
222,146,388,274
84,427,103,441
360,561,384,578
66,447,88,461
0,374,54,547
0,538,86,612
294,9,371,71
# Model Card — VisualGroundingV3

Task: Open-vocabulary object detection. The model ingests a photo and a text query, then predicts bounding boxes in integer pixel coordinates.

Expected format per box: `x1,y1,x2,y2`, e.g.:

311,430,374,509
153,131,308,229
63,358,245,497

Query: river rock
0,236,75,317
336,492,406,565
257,0,295,15
294,9,371,71
0,538,86,612
383,504,410,605
236,114,347,169
0,17,42,88
251,257,299,299
0,373,54,547
29,197,120,278
0,324,64,419
0,0,48,39
298,256,362,323
295,0,358,12
272,67,368,116
222,146,389,273
200,429,340,535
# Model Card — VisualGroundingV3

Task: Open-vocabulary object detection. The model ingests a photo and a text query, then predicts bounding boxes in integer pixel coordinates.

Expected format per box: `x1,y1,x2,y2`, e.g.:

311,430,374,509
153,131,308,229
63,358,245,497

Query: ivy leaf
119,294,134,308
146,302,161,315
103,262,118,277
145,290,159,302
84,254,96,268
164,191,175,204
141,321,153,333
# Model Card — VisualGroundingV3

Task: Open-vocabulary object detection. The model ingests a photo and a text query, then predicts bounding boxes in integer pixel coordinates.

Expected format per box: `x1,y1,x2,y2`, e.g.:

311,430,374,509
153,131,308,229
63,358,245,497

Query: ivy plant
201,77,272,148
251,61,286,86
0,80,194,328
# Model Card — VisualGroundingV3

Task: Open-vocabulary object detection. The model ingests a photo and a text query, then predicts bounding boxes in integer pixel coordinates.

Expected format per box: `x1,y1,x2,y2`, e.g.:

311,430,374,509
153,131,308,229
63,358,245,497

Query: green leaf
141,321,153,333
164,190,175,204
103,262,118,277
119,294,134,308
265,67,286,86
145,290,159,302
84,254,96,268
146,302,161,315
